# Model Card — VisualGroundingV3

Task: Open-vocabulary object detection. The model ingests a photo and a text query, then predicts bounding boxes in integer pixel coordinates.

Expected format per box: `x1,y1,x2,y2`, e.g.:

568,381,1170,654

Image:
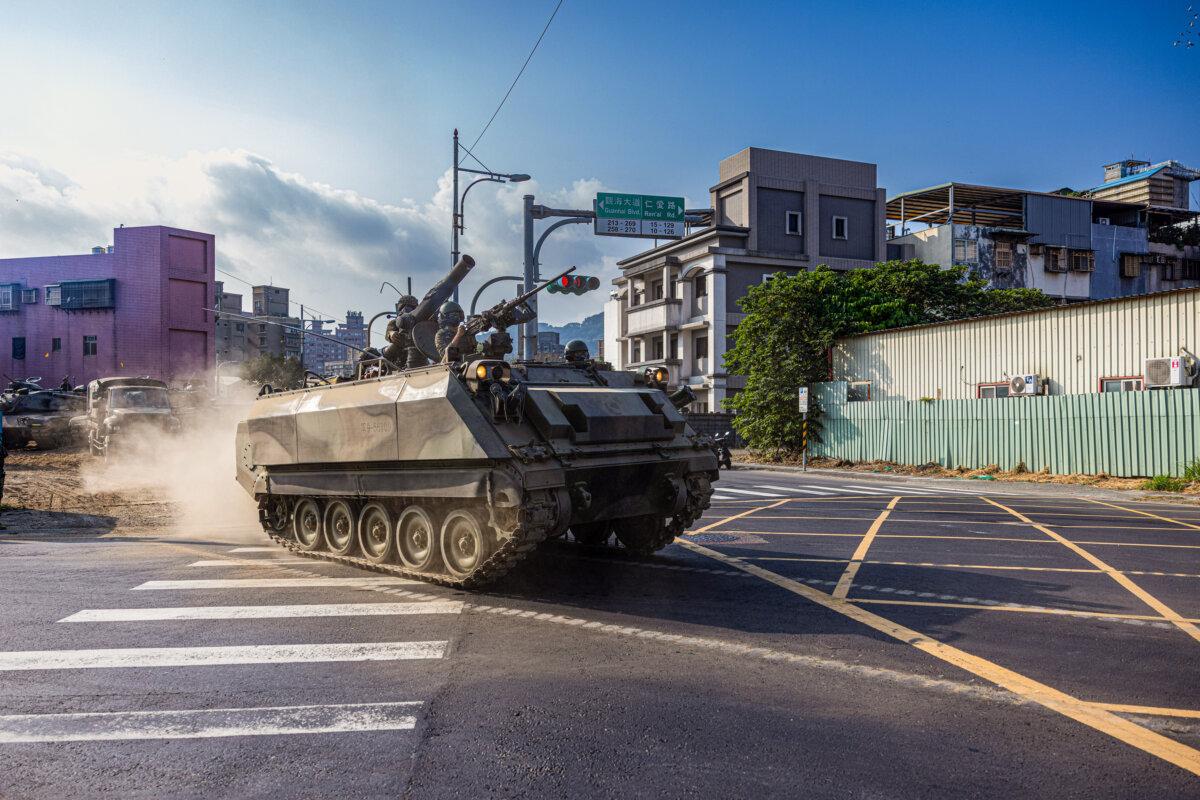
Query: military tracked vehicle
234,255,718,587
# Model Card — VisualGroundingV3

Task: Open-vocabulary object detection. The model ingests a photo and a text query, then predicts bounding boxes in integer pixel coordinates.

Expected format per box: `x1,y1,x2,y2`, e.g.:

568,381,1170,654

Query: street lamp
451,128,530,301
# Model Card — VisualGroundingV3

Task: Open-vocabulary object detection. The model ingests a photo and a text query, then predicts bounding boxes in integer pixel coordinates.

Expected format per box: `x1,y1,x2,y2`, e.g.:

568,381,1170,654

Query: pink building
0,225,216,386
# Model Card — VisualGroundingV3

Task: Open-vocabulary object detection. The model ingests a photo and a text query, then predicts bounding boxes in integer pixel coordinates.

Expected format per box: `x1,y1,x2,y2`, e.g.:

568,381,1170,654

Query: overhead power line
215,267,342,326
470,0,566,151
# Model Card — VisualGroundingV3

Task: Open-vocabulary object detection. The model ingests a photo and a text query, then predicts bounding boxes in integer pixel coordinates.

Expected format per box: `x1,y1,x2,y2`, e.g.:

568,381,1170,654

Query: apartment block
604,147,886,412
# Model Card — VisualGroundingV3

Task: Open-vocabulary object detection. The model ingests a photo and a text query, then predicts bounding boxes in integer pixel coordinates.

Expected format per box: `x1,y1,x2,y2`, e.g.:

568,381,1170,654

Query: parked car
75,377,180,458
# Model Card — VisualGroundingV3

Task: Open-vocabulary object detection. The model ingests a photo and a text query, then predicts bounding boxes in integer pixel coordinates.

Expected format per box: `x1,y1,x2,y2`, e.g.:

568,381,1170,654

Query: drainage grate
685,533,742,544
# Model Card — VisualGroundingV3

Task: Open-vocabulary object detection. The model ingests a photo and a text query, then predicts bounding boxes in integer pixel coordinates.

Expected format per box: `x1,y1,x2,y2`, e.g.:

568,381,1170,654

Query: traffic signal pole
522,194,596,358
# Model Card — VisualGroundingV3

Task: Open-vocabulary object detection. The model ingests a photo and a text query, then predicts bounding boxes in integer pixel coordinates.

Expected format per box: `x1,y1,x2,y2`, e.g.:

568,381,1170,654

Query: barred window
994,241,1014,271
83,335,98,356
45,285,62,306
1120,254,1141,279
59,279,116,310
953,239,978,264
1069,250,1095,272
0,284,18,311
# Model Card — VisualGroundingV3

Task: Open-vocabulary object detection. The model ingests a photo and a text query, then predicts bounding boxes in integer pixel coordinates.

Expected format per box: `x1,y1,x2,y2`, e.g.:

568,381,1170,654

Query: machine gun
446,266,577,359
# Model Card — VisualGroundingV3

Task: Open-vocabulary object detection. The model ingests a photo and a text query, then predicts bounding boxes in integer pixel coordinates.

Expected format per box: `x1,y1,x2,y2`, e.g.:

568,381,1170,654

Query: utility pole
451,129,460,303
522,196,596,358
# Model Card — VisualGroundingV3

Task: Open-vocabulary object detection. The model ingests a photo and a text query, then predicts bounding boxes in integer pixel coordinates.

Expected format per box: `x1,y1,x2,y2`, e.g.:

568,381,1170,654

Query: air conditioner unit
1009,373,1041,396
1097,217,1110,225
1144,357,1197,388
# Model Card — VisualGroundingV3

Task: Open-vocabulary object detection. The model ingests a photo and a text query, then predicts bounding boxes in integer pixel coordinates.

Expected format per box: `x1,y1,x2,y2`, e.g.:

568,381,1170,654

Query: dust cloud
80,380,261,535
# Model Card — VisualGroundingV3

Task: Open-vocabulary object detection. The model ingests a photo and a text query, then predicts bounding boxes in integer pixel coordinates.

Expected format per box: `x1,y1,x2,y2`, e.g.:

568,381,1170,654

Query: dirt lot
2,446,174,533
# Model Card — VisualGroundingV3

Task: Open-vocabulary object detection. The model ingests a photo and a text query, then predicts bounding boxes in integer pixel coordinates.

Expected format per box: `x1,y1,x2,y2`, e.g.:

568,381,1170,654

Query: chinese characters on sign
594,193,686,239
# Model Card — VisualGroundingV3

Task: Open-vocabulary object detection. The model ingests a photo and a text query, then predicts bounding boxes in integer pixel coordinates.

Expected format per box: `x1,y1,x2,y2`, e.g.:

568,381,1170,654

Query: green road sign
595,192,686,239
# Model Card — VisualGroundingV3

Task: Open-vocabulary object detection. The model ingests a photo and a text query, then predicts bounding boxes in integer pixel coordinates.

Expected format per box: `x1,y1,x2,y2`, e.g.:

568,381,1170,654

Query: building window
83,335,97,356
651,280,664,301
694,335,708,367
235,323,245,332
761,271,784,283
1100,376,1143,393
1162,257,1184,281
832,216,849,240
631,342,641,363
20,288,37,304
0,284,18,311
12,337,26,360
690,402,709,414
694,276,708,297
994,241,1014,271
1070,250,1095,272
785,211,802,236
652,338,664,360
45,285,62,306
1045,248,1067,273
1184,259,1200,281
953,239,979,265
1120,253,1142,278
848,381,872,401
977,382,1010,399
60,279,116,310
52,337,61,352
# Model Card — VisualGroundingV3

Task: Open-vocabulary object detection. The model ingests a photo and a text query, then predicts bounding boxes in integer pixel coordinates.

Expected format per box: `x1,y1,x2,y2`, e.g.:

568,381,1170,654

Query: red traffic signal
548,274,601,295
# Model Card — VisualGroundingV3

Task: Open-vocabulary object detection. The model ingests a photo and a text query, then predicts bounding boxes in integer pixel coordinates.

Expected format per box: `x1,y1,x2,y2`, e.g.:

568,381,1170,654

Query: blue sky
2,0,1197,328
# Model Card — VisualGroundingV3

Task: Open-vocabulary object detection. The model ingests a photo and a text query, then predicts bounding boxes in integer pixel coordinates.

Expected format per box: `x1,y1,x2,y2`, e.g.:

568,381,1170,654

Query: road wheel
324,499,356,555
293,498,324,551
396,505,438,571
441,508,491,580
571,521,612,546
358,502,394,564
614,515,673,556
261,497,289,533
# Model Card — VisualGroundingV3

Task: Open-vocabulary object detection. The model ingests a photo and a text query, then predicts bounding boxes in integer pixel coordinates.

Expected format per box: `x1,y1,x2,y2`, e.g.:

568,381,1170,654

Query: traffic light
547,275,601,295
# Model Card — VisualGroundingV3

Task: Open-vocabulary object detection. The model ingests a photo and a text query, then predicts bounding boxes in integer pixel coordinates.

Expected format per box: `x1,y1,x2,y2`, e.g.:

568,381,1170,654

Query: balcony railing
626,298,682,336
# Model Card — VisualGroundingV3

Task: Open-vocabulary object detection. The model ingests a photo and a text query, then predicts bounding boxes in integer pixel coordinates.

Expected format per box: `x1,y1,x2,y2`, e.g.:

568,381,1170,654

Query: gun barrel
410,255,476,323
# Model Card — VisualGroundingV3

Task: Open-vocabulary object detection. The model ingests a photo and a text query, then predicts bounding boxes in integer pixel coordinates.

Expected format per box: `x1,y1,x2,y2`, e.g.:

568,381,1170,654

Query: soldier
564,339,590,364
434,301,465,361
382,295,426,369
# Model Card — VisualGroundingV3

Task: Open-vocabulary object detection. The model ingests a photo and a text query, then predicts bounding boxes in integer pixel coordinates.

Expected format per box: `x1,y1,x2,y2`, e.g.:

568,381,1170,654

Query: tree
724,260,1056,453
240,354,306,390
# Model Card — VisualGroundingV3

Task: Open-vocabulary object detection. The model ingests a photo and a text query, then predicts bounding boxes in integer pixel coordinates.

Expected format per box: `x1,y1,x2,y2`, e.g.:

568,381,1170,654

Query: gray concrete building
604,146,886,412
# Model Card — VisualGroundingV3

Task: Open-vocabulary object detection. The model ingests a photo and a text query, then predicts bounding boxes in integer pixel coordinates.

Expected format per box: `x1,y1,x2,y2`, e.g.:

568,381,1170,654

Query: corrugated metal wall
833,289,1200,400
812,388,1199,477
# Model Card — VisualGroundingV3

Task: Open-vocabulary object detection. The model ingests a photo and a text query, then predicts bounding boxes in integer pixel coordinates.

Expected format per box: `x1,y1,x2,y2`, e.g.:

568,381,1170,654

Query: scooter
713,430,734,470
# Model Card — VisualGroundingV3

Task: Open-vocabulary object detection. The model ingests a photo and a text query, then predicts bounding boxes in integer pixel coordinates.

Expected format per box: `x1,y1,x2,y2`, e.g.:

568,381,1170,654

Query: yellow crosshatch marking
1085,498,1200,531
848,598,1200,625
983,498,1200,644
833,497,900,599
675,525,1200,778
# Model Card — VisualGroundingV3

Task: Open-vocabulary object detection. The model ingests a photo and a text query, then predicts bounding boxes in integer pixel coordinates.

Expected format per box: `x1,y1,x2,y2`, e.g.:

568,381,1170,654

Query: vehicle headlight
643,367,670,387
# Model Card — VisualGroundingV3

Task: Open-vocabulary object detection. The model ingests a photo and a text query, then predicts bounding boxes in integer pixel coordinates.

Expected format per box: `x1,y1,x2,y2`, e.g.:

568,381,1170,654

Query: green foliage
725,260,1056,453
1182,459,1200,483
240,355,306,390
1143,475,1187,492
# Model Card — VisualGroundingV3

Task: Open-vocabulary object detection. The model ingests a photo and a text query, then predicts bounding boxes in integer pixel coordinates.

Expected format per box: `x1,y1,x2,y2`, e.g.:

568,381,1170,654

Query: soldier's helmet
564,339,590,362
437,301,464,326
396,294,418,313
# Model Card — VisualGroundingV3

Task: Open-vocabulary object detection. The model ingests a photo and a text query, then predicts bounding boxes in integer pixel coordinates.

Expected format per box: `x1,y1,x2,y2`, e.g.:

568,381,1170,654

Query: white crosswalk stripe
133,578,419,591
59,602,463,622
0,641,447,671
0,701,421,743
718,487,786,497
227,547,287,553
753,485,838,495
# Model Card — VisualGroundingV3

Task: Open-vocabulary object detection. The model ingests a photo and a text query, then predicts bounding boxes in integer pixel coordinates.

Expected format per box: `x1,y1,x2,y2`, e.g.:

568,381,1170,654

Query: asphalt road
2,468,1199,798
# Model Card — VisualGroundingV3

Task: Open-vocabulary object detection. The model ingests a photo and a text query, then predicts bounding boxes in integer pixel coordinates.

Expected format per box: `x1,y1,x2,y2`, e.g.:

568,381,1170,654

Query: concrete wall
755,188,805,254
832,288,1200,400
0,225,215,385
818,195,875,260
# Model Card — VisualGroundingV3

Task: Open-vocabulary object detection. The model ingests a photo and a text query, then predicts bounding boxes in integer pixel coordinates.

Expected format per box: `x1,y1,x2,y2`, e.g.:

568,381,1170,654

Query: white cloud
0,148,634,338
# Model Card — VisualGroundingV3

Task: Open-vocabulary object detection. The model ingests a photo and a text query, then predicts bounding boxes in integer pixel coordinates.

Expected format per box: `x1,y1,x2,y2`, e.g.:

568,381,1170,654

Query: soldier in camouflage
434,301,465,362
382,295,427,369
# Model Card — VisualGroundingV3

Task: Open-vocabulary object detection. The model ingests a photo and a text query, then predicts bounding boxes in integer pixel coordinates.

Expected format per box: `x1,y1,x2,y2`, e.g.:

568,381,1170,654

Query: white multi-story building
604,147,886,412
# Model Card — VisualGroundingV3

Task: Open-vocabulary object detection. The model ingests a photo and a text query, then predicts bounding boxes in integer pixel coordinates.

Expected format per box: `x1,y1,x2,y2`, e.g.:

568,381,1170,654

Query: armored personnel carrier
234,255,718,587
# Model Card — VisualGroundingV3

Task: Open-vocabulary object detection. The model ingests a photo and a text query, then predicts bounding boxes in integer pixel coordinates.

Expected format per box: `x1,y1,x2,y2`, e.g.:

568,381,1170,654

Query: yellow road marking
741,514,1200,532
833,497,900,599
715,529,1200,550
750,556,1200,579
692,499,789,534
849,598,1197,624
1087,703,1200,720
676,540,1200,777
983,498,1200,645
1084,498,1200,531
